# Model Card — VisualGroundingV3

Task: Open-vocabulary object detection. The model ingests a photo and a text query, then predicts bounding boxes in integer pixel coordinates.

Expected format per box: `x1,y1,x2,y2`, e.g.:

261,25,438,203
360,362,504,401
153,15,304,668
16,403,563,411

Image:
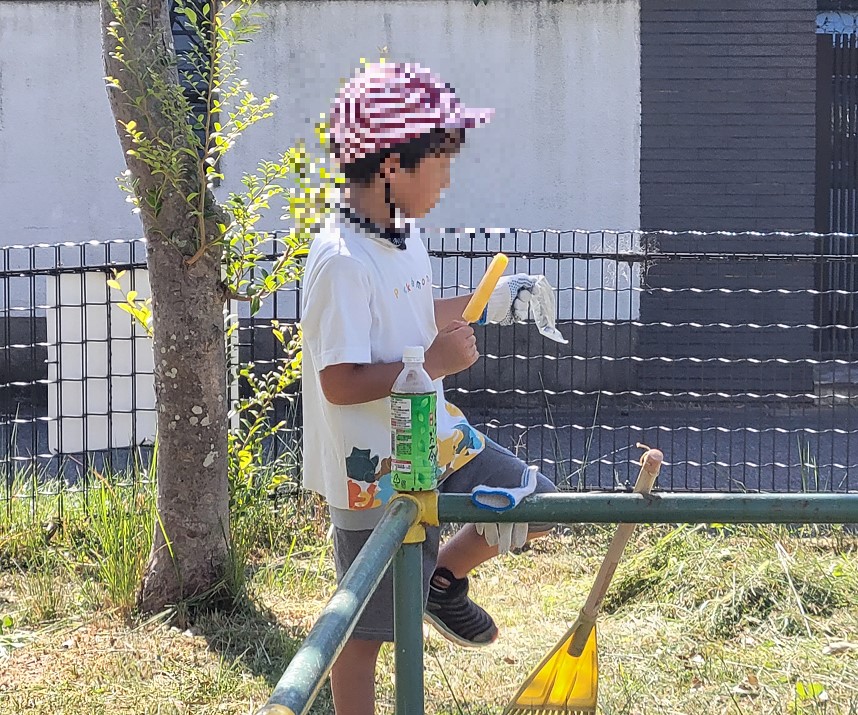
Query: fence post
393,541,426,715
257,497,419,715
391,491,438,715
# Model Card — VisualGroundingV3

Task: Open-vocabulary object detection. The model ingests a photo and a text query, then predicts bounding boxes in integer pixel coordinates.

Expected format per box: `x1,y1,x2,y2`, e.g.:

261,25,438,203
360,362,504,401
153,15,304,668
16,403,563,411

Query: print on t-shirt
345,410,484,509
345,448,394,510
437,402,484,482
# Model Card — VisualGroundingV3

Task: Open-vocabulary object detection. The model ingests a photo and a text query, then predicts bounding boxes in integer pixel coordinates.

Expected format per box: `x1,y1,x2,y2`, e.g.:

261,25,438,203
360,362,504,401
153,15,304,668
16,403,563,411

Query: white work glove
471,465,538,554
476,522,529,555
484,274,540,326
483,274,568,344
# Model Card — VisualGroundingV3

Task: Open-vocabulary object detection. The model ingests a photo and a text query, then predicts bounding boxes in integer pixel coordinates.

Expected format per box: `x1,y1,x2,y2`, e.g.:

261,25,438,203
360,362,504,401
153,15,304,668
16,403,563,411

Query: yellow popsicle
462,253,509,324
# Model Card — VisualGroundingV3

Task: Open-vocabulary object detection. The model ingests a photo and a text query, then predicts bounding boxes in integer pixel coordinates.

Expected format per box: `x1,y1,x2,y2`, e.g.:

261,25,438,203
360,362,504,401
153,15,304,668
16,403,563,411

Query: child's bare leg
330,637,383,715
436,524,551,578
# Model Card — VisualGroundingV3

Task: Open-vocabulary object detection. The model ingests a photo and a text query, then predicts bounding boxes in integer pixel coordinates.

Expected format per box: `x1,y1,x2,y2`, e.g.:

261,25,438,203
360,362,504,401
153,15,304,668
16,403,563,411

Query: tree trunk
140,239,230,610
100,0,230,612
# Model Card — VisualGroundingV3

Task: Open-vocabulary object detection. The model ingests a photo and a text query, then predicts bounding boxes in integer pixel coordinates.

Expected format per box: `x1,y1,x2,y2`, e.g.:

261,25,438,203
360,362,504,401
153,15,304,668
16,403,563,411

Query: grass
1,503,856,714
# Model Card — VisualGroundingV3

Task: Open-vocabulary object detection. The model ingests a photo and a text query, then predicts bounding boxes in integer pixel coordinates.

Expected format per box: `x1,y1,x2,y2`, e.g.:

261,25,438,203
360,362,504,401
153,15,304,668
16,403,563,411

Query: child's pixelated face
387,150,453,219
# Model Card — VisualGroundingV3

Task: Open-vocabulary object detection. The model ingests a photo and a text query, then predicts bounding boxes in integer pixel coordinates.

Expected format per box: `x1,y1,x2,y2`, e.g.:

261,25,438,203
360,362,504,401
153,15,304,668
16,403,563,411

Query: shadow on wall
0,317,48,409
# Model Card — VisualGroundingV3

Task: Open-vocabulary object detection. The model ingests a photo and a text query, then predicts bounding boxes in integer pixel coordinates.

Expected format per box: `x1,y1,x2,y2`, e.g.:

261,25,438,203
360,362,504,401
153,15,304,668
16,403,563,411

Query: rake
502,446,664,715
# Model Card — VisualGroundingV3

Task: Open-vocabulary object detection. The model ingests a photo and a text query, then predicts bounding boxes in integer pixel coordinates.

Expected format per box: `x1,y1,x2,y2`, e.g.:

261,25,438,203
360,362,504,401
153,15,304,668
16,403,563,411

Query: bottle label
390,392,438,492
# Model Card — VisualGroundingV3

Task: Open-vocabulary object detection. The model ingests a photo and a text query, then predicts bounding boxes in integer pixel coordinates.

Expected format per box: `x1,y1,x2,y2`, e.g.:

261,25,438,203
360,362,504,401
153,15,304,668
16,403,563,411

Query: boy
301,62,558,715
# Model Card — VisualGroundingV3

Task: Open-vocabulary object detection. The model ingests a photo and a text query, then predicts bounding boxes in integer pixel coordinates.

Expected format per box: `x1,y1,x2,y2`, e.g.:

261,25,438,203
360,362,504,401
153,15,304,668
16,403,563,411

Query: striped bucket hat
329,62,494,167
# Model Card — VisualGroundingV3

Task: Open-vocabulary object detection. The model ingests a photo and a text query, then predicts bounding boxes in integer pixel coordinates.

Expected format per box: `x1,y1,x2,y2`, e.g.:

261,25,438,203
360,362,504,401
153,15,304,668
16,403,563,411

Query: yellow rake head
503,626,598,715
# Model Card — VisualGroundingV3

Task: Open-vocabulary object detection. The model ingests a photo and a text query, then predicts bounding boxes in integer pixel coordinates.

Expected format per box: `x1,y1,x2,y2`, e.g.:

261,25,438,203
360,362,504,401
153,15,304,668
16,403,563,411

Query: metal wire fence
2,229,857,518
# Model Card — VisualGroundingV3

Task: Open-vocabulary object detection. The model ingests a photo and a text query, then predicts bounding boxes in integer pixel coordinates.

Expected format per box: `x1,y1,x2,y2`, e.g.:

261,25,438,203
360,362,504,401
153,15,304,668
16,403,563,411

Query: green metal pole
258,497,418,715
394,541,426,715
439,492,858,525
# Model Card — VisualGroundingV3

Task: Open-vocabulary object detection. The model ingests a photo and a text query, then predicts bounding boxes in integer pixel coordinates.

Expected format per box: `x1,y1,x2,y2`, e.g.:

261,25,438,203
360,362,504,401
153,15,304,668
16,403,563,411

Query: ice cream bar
462,253,509,323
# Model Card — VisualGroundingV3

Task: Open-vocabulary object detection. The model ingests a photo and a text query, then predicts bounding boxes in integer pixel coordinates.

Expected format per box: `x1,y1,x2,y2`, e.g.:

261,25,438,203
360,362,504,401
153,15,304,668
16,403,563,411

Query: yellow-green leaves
109,270,153,337
222,134,336,315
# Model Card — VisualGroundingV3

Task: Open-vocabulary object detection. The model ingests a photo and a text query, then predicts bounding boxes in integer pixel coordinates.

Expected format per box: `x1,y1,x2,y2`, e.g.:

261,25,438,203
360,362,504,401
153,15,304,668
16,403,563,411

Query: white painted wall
0,1,138,248
225,0,641,231
47,270,156,453
46,265,239,453
225,0,643,322
0,0,640,248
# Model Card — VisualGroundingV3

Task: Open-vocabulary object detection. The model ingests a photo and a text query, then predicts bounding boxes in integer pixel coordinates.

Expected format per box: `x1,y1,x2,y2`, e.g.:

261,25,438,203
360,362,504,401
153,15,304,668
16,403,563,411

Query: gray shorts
332,439,557,642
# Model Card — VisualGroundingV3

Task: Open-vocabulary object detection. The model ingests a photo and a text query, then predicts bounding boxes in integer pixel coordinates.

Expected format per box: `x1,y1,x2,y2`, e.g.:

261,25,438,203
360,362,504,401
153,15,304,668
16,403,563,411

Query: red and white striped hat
329,62,494,167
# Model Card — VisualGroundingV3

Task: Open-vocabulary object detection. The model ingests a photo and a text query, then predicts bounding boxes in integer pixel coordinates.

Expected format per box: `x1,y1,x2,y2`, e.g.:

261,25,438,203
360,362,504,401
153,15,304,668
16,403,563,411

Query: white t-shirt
300,213,485,522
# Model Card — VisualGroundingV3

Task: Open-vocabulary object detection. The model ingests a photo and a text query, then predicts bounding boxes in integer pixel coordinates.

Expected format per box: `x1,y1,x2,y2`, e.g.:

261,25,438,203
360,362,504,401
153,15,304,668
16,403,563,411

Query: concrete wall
224,0,641,231
1,0,643,450
46,270,157,453
636,0,818,392
639,0,816,232
0,1,138,247
0,0,641,251
44,266,239,453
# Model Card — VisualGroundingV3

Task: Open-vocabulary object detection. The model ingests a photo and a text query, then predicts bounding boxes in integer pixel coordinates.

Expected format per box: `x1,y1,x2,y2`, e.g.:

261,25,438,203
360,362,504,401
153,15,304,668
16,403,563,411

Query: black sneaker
424,567,499,647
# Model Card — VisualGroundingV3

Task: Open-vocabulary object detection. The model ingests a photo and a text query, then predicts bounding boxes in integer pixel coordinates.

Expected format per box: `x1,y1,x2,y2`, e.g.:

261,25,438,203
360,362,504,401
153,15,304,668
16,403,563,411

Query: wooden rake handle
567,446,663,657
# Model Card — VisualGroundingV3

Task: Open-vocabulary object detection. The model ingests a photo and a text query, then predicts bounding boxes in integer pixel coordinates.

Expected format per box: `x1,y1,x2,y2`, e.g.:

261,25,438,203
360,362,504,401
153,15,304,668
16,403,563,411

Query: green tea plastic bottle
390,346,438,492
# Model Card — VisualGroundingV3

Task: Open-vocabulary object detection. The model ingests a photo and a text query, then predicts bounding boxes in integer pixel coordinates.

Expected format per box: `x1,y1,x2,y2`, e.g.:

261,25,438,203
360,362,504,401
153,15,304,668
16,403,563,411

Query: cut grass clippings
1,520,856,714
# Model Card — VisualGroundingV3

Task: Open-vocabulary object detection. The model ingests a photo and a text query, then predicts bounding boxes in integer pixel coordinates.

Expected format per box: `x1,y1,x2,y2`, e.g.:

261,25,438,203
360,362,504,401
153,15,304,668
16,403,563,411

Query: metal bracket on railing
390,490,440,544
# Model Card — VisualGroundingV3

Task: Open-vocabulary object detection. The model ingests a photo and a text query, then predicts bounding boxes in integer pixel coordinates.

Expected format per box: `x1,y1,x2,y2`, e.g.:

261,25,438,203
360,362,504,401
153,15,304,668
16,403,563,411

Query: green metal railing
257,497,419,715
257,491,858,715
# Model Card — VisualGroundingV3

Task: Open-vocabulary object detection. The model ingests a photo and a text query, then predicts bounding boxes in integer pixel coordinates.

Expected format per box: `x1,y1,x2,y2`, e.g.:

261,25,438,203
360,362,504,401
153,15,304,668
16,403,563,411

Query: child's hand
426,320,479,378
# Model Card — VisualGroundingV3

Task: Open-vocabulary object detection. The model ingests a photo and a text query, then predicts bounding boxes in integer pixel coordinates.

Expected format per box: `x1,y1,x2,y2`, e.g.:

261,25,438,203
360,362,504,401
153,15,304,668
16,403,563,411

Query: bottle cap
402,346,424,361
